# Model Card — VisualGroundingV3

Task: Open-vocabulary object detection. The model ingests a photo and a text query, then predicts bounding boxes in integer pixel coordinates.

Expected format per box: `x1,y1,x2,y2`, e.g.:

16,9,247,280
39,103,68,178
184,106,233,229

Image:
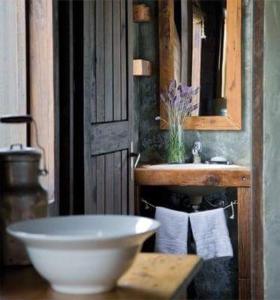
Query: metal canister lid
0,144,41,162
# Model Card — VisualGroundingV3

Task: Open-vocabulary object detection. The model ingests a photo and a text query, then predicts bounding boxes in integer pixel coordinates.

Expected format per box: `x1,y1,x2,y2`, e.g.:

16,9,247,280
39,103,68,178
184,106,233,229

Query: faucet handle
192,141,202,153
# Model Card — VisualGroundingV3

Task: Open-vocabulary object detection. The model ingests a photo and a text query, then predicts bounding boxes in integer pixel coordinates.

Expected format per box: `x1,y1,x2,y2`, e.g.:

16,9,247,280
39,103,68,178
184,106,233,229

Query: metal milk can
0,116,48,266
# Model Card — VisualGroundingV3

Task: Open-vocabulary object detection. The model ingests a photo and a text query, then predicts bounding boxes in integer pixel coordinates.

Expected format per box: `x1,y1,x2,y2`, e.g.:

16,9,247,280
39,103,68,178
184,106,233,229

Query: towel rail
141,199,237,219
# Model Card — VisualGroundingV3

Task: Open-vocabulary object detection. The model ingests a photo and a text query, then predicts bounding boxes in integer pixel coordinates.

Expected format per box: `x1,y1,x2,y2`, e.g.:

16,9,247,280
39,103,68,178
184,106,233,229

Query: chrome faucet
192,141,202,164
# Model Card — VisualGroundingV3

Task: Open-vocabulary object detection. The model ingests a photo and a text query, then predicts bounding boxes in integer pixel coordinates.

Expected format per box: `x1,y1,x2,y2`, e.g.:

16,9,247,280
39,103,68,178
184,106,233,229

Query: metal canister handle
0,115,48,176
10,144,24,150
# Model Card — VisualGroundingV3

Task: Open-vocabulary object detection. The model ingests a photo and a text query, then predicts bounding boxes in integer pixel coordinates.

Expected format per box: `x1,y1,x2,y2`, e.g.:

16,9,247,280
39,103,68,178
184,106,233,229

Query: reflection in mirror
174,0,228,116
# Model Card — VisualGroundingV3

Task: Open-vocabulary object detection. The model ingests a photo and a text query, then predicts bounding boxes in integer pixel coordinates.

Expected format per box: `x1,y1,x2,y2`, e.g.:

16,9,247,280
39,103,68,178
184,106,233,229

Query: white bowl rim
7,215,160,243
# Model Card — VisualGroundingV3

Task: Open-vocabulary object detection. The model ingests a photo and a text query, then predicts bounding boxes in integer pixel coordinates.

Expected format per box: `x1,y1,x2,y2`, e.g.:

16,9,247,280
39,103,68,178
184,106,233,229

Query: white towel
190,208,233,260
155,206,189,254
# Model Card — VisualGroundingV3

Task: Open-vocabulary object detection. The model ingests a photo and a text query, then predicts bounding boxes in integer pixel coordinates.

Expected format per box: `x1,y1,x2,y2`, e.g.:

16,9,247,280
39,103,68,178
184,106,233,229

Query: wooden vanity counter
134,164,252,300
135,164,251,187
1,254,202,300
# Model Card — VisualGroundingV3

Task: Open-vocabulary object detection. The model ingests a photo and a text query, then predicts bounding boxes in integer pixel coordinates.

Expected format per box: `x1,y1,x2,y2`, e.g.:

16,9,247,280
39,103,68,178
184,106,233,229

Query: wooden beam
0,0,27,147
28,0,55,204
251,0,264,299
238,187,252,300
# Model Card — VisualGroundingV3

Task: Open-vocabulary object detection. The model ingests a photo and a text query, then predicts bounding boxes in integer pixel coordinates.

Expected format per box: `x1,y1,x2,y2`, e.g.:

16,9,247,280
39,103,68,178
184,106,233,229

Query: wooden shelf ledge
135,164,251,187
133,59,152,76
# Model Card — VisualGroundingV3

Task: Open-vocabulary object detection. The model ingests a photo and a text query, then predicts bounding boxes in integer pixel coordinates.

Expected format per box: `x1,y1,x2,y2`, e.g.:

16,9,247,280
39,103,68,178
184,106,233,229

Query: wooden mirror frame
159,0,242,130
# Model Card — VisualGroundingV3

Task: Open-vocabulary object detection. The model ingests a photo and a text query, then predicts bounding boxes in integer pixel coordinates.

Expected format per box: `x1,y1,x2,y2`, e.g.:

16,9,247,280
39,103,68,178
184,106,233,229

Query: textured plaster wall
134,1,253,299
134,0,252,166
263,1,280,299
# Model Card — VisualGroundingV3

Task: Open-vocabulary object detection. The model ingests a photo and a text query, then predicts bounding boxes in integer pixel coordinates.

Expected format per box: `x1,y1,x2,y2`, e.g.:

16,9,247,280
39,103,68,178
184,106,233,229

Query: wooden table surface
1,253,202,300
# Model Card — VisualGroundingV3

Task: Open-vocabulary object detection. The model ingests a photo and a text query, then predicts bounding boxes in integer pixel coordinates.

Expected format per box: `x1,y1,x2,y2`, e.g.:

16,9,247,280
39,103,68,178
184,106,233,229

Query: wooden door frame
251,0,264,299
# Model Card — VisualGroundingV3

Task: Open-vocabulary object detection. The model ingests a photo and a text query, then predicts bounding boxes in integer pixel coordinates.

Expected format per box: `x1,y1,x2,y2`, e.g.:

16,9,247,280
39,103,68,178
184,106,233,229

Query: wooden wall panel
0,0,27,147
29,0,55,203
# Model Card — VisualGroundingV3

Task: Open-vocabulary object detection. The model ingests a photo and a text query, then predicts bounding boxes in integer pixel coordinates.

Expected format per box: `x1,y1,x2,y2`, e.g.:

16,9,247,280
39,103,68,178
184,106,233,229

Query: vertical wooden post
28,0,55,205
0,0,27,147
238,187,252,300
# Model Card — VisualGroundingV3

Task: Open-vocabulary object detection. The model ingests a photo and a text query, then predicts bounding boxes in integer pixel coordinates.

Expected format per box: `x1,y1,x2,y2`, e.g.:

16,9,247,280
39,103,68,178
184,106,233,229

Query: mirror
159,0,241,130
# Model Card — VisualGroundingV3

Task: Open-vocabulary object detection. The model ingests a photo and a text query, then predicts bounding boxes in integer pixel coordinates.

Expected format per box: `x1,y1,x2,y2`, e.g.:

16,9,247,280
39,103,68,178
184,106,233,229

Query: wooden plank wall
29,0,55,204
0,0,27,147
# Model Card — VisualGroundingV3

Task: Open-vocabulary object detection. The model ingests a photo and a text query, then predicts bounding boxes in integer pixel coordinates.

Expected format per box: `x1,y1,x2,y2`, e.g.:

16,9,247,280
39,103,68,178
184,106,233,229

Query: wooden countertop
135,164,251,187
1,253,202,300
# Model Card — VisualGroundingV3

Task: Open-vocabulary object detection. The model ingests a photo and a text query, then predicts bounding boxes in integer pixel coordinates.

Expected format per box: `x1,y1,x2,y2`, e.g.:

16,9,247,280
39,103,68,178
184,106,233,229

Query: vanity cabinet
135,165,251,300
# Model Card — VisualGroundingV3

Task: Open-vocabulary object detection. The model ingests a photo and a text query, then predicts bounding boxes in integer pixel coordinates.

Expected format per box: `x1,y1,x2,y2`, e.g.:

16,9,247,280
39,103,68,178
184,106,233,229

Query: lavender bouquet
159,80,198,163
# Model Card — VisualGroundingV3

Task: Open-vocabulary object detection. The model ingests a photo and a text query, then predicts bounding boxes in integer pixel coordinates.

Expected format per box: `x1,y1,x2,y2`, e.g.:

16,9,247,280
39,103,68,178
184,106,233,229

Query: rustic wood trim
83,0,96,214
29,0,55,202
238,187,251,300
134,166,251,187
159,0,242,131
251,0,264,299
127,0,135,215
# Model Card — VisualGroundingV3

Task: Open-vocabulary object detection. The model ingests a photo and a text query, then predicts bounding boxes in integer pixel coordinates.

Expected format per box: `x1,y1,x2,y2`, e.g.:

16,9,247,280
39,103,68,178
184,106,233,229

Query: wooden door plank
91,121,129,155
96,0,105,123
121,0,128,120
96,155,105,214
114,151,122,214
105,153,114,214
84,0,96,212
104,0,113,122
113,0,122,121
85,156,97,214
121,150,128,214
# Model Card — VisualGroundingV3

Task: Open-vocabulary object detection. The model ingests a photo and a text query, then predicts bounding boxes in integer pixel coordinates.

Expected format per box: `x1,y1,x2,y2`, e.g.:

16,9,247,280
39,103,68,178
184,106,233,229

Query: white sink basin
7,215,160,295
143,163,244,170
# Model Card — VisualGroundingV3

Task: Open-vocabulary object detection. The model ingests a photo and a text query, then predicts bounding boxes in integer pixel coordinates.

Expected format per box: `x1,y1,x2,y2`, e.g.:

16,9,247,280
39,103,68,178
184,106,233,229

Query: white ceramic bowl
7,215,160,295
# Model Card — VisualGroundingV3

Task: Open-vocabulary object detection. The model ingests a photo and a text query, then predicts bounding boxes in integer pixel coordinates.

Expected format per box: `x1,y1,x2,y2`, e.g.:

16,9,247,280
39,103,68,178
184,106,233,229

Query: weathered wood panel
113,0,122,121
91,121,129,155
0,0,27,147
84,0,133,215
121,0,128,120
29,0,55,203
104,0,113,122
135,165,251,187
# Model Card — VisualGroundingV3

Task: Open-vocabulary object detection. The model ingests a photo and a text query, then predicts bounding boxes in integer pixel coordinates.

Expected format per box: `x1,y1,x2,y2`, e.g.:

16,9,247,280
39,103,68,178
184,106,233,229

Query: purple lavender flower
160,80,199,124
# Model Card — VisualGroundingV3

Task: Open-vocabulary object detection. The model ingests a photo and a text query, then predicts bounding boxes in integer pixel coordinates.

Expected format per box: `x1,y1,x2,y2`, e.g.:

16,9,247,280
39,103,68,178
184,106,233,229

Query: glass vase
167,122,185,164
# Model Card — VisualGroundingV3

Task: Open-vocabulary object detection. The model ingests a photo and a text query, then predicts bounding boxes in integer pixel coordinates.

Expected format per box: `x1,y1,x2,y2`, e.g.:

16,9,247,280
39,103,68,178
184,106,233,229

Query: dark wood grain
121,0,128,120
113,0,122,121
96,0,105,123
252,1,264,299
121,150,128,214
96,156,105,214
84,0,96,214
84,0,134,215
104,0,113,122
91,121,129,156
105,153,114,214
114,151,122,214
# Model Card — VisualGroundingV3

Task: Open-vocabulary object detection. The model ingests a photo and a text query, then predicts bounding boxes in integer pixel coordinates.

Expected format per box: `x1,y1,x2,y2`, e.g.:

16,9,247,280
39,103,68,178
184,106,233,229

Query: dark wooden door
83,0,134,215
